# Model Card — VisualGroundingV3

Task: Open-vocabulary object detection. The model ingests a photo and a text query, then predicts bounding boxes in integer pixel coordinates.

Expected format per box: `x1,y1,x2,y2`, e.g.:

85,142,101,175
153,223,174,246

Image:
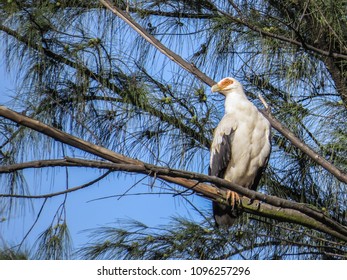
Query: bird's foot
226,191,241,209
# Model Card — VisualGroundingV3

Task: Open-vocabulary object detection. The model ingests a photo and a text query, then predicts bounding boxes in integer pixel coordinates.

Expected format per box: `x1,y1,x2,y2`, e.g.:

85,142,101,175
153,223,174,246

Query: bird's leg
226,190,241,209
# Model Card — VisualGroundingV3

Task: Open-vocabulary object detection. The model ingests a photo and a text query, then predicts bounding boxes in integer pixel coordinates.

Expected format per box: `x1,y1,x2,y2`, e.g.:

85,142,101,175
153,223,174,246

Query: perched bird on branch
209,77,271,227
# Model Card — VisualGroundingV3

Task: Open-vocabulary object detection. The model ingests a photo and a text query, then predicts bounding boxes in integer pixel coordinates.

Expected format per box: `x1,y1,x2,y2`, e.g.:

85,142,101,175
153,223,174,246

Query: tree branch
99,0,216,86
262,111,347,185
0,169,111,198
0,159,78,173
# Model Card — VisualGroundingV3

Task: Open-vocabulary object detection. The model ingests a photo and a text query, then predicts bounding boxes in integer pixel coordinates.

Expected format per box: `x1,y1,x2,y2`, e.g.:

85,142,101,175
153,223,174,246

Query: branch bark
0,107,346,241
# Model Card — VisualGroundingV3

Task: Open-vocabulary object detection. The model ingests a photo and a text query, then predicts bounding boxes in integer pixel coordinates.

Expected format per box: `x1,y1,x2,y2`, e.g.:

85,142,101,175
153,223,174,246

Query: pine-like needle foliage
0,247,28,260
79,217,347,260
0,0,346,259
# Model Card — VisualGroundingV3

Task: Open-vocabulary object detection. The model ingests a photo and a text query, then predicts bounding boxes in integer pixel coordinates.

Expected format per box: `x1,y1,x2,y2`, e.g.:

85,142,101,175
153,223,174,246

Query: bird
209,77,271,228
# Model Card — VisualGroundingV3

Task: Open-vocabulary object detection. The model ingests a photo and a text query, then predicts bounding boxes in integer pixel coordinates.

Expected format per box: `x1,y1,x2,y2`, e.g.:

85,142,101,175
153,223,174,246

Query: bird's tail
213,202,242,228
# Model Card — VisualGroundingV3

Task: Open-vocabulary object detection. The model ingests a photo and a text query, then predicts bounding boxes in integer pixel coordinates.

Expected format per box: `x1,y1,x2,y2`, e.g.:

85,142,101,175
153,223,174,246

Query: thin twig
0,170,112,199
18,199,48,251
258,93,270,113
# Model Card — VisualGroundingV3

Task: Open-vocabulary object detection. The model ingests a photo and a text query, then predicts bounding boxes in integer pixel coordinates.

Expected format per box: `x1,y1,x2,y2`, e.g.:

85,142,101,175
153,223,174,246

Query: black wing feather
209,131,234,178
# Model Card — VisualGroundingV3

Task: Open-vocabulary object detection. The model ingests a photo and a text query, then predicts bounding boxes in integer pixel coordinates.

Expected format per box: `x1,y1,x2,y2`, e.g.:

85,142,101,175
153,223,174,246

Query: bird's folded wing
209,114,237,178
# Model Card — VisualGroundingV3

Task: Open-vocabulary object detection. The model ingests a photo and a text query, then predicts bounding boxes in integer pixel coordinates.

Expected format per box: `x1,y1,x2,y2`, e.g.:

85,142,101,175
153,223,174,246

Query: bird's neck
224,89,249,114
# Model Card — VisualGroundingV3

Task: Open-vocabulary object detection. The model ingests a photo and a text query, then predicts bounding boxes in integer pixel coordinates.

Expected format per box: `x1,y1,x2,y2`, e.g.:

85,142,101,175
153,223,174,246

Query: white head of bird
211,77,249,114
211,77,244,96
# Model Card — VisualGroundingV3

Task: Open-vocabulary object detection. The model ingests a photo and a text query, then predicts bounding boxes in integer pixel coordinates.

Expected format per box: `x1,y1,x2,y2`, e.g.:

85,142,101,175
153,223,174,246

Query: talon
226,190,241,209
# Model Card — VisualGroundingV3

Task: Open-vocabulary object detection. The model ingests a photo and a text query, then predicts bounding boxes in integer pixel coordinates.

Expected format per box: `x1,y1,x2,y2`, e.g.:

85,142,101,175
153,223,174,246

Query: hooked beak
211,84,226,96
